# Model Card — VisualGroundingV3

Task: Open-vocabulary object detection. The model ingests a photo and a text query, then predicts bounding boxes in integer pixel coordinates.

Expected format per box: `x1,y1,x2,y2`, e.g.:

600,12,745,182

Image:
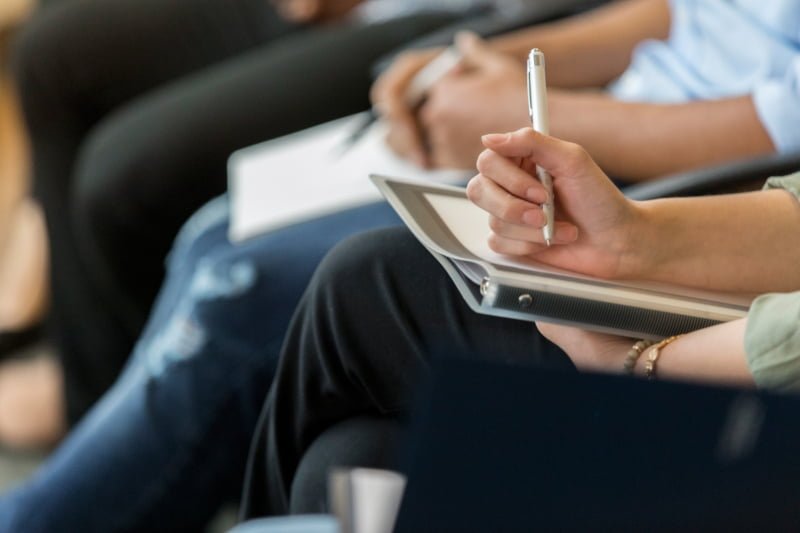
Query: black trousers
243,227,574,516
10,0,458,424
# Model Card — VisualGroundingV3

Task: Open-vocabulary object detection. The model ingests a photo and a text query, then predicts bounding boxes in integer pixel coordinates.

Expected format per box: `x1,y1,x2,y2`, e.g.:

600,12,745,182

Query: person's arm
378,33,775,175
472,129,800,391
536,319,754,387
538,279,800,391
548,91,776,180
635,189,800,292
490,0,671,88
468,129,800,294
371,0,670,166
411,59,775,176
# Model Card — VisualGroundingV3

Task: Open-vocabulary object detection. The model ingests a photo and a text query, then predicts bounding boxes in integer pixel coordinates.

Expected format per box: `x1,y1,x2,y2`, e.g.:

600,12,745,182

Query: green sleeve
744,172,800,391
762,171,800,199
745,292,800,392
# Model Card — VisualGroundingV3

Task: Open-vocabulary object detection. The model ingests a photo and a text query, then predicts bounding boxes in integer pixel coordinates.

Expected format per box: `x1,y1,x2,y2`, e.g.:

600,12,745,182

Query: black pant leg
65,12,458,424
10,0,300,424
13,1,461,424
250,227,573,515
12,0,298,126
290,416,406,514
71,11,463,336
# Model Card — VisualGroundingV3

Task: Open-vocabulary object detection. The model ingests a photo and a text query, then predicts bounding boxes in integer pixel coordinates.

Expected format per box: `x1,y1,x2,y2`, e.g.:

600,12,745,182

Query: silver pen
527,49,555,246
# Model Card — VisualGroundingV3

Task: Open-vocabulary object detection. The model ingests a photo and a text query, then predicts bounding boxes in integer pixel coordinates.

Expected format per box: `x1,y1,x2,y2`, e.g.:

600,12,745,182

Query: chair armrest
624,150,800,201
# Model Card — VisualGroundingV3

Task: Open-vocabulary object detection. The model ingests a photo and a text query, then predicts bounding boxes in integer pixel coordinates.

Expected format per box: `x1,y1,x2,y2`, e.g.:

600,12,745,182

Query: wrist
620,200,669,281
639,335,683,379
623,335,683,379
489,31,546,62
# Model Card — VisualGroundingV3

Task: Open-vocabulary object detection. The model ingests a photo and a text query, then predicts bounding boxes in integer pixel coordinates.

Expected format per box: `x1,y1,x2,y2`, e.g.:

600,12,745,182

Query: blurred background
0,0,50,494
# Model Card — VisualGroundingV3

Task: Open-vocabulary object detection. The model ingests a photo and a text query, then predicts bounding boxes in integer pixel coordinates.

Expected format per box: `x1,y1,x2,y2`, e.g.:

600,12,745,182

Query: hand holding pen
340,47,461,156
368,46,461,165
468,128,632,279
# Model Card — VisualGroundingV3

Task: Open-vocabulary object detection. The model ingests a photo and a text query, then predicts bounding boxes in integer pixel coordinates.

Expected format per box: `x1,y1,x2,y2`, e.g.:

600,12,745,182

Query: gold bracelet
623,339,654,375
643,335,683,380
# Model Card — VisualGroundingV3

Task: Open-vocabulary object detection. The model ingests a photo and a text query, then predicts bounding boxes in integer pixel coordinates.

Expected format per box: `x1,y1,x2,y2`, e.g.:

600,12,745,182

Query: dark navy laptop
395,359,800,532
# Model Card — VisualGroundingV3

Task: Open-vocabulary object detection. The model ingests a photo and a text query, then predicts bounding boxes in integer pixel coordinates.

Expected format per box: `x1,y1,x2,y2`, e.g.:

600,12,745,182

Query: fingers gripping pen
527,49,555,246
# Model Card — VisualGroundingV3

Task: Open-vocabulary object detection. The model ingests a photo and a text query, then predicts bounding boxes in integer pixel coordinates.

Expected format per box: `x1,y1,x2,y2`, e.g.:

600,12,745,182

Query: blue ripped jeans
0,196,400,533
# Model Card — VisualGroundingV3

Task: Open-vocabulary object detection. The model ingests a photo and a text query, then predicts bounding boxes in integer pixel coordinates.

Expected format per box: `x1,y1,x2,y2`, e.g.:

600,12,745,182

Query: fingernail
563,226,579,243
526,187,544,203
522,210,540,226
482,133,509,144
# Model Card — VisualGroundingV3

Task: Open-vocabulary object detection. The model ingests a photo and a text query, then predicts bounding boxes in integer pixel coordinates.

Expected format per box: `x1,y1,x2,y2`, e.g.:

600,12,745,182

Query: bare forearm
632,190,800,292
637,319,754,387
489,0,670,88
550,93,775,180
541,318,754,388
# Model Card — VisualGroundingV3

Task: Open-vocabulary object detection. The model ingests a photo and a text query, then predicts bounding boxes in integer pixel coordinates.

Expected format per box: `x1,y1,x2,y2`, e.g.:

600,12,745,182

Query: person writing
373,0,793,178
247,128,800,514
471,129,800,388
3,0,800,530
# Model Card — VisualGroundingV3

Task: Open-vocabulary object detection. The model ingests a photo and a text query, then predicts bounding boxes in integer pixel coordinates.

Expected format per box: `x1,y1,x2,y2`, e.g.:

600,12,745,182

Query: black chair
395,358,800,532
625,150,800,200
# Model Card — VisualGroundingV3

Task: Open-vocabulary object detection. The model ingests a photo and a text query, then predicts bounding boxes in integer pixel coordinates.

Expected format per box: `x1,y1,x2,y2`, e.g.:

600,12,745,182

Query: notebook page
228,113,469,242
423,193,753,307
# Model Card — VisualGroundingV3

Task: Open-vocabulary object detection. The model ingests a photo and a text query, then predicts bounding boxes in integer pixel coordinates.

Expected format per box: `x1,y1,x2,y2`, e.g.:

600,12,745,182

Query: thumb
481,128,593,177
454,31,498,70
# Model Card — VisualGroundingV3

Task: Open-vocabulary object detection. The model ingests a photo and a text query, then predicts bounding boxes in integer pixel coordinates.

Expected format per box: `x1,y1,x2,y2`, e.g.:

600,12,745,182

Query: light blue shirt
610,0,800,153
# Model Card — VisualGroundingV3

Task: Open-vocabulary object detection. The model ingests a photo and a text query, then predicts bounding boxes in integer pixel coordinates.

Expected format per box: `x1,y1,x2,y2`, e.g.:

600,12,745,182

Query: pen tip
545,238,552,247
